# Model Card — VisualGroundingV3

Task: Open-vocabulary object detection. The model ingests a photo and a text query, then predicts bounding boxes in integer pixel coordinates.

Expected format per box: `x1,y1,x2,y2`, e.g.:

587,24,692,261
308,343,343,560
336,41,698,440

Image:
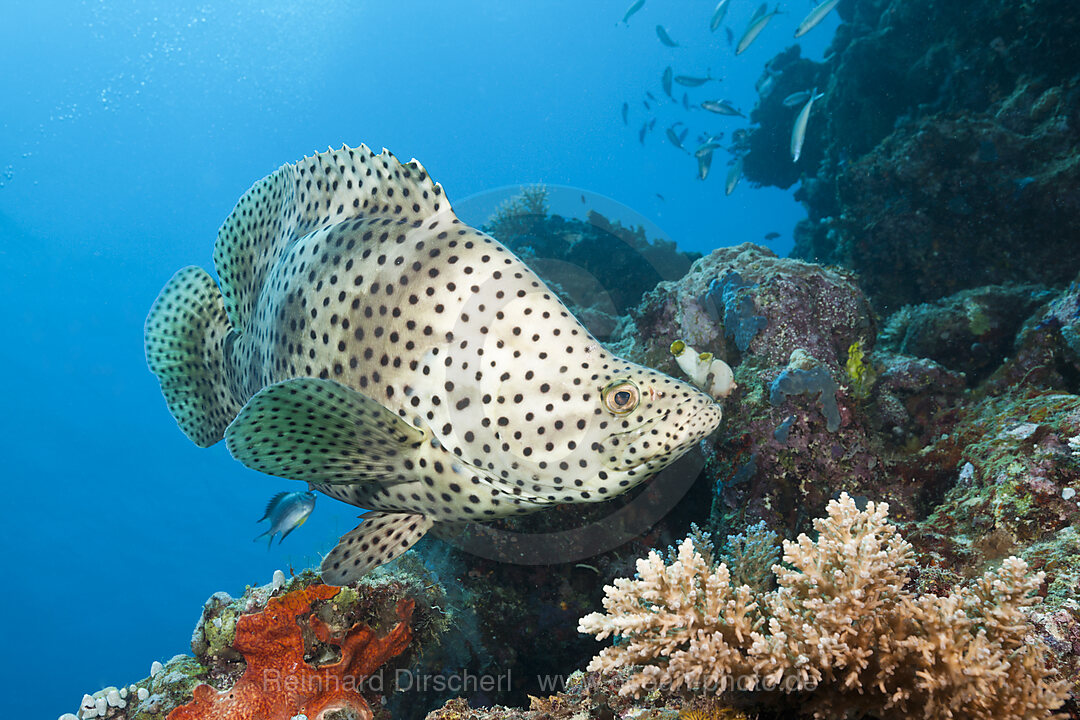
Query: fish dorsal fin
259,491,290,522
213,144,451,333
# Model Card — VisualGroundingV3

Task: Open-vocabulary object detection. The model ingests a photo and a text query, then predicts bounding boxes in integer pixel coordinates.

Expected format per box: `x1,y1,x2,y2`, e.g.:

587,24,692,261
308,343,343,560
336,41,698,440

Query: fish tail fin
145,266,243,448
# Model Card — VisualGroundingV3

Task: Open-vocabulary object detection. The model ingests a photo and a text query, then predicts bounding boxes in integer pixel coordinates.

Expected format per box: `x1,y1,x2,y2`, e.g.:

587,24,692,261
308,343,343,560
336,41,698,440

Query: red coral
169,584,414,720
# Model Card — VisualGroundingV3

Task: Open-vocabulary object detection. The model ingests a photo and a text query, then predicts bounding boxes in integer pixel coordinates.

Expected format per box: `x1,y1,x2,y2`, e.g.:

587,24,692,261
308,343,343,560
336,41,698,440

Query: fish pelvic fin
321,512,433,584
224,377,428,485
278,515,309,544
213,144,453,336
145,266,243,448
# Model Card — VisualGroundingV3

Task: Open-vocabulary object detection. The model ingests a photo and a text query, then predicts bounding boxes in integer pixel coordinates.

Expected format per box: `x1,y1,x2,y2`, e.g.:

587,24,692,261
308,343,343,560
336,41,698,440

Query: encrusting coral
578,493,1068,720
168,583,414,720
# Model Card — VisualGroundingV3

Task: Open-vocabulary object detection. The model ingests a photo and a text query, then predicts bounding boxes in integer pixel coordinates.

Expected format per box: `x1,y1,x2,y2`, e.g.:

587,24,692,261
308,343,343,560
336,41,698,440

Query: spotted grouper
145,144,722,583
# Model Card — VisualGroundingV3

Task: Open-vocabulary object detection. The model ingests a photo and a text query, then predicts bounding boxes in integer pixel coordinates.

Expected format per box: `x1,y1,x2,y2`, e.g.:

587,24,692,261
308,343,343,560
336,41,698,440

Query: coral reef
879,284,1054,383
607,235,1080,711
66,3,1080,717
614,243,874,370
614,243,899,547
424,670,749,720
482,185,700,338
578,494,1068,719
740,0,1080,310
171,584,414,720
64,569,447,720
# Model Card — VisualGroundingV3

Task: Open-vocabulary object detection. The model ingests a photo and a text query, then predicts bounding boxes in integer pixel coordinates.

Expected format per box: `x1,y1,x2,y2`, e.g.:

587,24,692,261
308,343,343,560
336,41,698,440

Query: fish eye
603,381,640,415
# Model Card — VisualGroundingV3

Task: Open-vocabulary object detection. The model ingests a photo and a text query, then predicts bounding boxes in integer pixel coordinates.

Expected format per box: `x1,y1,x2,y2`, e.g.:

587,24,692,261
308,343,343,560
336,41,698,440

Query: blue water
0,2,836,716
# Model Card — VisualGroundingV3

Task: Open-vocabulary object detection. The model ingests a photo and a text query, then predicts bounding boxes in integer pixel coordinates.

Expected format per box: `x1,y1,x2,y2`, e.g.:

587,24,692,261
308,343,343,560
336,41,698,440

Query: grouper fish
144,144,723,583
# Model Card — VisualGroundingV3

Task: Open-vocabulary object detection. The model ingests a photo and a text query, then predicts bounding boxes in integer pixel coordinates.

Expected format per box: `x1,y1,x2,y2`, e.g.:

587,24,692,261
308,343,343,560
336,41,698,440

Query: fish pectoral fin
321,512,433,584
225,378,427,485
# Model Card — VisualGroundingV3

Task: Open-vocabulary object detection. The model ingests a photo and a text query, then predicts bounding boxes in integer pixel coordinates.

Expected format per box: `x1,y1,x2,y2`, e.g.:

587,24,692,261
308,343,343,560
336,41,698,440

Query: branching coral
718,521,779,593
486,184,550,246
168,583,414,720
578,494,1068,720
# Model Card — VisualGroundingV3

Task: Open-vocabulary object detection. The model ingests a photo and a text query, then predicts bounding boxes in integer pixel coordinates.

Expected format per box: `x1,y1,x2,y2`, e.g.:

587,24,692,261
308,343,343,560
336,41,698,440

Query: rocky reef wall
744,0,1080,311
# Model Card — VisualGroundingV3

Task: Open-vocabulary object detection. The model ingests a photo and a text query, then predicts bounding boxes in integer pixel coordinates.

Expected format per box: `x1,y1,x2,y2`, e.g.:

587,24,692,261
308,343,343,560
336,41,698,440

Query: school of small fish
617,0,838,190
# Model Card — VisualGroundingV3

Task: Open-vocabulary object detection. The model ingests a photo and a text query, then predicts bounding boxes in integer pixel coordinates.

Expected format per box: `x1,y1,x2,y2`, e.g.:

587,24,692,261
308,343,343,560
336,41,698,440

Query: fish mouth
606,399,723,472
664,400,722,454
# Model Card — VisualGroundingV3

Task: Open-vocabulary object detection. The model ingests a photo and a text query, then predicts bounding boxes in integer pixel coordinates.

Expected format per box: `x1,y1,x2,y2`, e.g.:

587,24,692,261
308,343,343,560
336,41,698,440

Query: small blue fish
622,0,646,25
701,99,745,117
656,25,679,47
255,491,316,547
711,0,731,32
675,73,719,87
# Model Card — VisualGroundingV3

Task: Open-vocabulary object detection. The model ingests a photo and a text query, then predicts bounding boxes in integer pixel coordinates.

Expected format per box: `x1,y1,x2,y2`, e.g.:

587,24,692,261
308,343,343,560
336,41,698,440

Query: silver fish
621,102,629,125
710,0,731,31
255,491,316,547
701,99,745,117
656,24,679,47
795,0,840,38
736,6,782,55
782,90,813,107
666,126,685,149
662,66,673,98
675,74,718,87
622,0,646,24
792,89,825,162
694,140,723,158
697,151,713,181
639,121,648,144
725,157,743,195
757,73,777,97
145,144,722,582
